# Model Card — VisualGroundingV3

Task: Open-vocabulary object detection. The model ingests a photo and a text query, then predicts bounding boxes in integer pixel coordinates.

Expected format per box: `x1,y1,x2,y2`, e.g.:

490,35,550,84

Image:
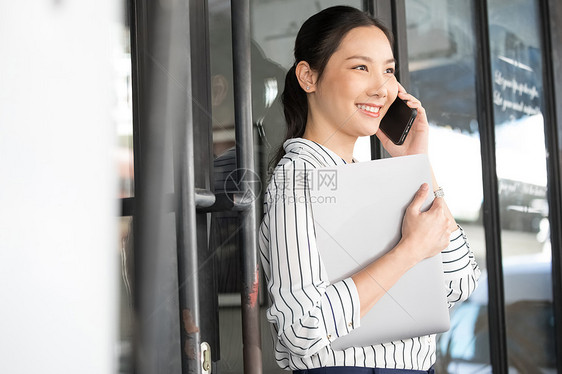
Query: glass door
488,0,557,372
404,1,490,372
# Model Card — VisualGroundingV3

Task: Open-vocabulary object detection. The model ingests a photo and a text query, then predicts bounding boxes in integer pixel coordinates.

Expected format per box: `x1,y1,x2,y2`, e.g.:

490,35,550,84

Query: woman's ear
295,61,317,93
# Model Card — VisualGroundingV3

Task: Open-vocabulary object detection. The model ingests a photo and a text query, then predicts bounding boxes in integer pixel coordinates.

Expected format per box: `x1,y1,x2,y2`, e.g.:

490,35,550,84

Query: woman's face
310,26,398,138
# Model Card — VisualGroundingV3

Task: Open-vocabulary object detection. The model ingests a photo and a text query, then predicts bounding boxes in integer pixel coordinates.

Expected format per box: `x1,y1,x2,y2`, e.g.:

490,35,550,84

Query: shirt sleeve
264,160,361,357
441,225,481,308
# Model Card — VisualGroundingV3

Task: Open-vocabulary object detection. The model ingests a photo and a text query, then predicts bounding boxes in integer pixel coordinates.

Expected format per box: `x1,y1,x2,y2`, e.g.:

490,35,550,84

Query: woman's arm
429,167,481,306
442,226,481,307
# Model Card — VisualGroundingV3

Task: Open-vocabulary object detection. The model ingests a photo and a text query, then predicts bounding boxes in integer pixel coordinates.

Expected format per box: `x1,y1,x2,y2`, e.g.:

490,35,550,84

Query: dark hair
270,6,393,169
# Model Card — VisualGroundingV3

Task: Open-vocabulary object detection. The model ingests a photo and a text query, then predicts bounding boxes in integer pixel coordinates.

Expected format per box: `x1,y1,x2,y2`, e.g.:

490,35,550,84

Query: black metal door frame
541,1,562,371
128,0,260,372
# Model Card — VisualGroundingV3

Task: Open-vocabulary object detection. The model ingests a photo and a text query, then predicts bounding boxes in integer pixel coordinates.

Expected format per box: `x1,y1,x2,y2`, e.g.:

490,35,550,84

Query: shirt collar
283,137,353,167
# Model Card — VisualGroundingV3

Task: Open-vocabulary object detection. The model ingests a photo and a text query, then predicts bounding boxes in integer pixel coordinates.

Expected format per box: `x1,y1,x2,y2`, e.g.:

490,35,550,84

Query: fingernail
421,183,428,191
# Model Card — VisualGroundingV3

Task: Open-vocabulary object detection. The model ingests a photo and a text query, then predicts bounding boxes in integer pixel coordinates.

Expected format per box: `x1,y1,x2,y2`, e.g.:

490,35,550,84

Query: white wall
0,1,119,373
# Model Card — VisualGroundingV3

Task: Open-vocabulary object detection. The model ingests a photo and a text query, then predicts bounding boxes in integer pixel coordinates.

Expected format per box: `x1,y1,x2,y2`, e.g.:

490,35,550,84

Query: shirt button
327,334,332,340
348,322,352,327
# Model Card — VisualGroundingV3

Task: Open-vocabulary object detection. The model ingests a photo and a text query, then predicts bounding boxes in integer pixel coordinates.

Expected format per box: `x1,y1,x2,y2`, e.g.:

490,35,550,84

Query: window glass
488,0,557,371
405,1,490,372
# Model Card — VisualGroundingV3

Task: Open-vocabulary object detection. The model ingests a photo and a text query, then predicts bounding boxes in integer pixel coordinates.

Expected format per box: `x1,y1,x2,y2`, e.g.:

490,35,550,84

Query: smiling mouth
356,104,381,114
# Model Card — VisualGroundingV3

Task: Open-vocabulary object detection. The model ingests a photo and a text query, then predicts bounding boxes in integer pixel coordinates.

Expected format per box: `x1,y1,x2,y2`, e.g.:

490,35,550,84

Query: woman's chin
359,125,380,137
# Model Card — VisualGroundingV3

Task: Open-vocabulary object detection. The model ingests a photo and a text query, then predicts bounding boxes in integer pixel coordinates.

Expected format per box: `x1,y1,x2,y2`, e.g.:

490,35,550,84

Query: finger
412,104,426,115
428,195,446,212
398,91,421,106
397,91,411,101
405,101,423,111
408,183,430,213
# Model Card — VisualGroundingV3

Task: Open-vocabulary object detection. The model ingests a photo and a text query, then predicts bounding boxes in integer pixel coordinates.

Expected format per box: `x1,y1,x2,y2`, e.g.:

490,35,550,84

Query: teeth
357,104,380,113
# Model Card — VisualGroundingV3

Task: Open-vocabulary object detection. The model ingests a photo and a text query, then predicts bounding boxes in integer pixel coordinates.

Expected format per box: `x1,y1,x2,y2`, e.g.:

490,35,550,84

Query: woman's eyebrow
346,55,396,64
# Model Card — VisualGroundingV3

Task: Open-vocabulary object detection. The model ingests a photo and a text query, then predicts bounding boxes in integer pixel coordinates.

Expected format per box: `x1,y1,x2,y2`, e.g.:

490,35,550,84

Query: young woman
258,6,480,373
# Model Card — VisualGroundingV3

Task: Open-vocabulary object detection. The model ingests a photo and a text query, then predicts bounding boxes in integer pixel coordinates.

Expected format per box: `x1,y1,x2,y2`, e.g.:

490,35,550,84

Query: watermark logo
224,168,262,204
318,169,337,191
294,169,314,190
265,168,338,205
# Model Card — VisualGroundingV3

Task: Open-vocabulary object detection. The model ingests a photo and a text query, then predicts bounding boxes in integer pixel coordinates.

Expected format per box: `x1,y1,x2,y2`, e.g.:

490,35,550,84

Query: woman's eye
354,65,368,71
385,67,396,74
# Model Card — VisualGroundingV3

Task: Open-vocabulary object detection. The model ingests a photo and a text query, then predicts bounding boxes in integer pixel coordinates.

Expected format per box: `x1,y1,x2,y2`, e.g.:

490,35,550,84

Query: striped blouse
257,138,481,371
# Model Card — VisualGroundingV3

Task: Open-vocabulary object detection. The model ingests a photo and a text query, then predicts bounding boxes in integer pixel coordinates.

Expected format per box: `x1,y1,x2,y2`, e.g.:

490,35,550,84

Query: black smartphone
379,97,417,145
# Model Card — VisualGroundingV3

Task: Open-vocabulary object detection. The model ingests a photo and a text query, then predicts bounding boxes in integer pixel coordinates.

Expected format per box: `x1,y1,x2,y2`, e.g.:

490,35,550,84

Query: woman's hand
376,83,430,157
397,183,454,265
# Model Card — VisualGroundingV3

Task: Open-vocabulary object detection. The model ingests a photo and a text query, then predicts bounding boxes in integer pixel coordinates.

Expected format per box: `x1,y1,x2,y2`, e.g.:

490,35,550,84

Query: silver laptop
309,154,450,350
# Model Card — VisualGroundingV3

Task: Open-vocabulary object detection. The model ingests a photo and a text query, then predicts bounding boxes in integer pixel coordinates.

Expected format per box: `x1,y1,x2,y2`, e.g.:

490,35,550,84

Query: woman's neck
302,123,357,163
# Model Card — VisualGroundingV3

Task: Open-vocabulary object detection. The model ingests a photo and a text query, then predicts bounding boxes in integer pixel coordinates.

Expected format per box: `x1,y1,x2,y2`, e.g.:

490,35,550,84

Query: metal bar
390,0,410,91
194,188,215,208
540,1,562,371
188,0,220,366
370,130,383,160
472,1,508,373
372,0,392,26
167,0,202,371
365,0,383,161
362,0,374,15
231,0,262,373
174,107,202,373
130,0,212,372
121,190,217,217
124,0,142,230
129,0,143,183
198,193,252,213
132,0,182,371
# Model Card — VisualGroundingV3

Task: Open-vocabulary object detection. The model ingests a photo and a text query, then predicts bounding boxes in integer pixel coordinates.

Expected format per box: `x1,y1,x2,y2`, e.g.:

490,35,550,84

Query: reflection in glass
115,10,134,372
118,216,134,374
488,0,557,372
405,1,490,372
115,25,135,198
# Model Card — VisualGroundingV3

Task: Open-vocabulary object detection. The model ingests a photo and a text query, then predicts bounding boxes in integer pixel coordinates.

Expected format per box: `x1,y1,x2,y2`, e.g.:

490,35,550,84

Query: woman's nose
366,75,389,98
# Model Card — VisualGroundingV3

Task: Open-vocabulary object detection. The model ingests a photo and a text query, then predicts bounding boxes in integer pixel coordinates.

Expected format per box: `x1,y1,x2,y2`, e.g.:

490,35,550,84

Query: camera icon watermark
224,168,262,204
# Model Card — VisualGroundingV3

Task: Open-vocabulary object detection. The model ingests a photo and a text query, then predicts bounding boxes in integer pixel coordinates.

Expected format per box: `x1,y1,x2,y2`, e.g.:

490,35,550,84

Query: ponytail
269,65,308,170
